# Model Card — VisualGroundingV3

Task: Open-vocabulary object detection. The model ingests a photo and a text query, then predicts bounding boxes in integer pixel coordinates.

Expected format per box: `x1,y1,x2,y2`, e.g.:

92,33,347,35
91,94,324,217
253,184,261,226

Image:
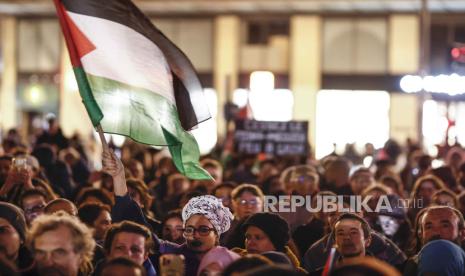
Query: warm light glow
25,84,45,106
250,71,275,92
315,90,390,160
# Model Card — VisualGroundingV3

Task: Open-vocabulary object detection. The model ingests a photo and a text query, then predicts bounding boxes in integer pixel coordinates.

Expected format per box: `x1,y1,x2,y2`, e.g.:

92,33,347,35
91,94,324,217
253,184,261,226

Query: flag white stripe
68,11,176,104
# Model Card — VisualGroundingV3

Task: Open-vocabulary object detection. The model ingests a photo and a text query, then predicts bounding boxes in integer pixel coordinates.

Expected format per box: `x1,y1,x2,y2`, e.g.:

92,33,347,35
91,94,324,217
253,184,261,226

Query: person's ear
459,227,465,241
364,234,372,248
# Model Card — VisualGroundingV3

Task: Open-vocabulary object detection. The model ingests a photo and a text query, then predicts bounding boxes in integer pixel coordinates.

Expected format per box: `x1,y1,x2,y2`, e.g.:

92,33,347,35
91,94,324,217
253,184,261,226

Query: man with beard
26,212,95,276
403,205,465,275
102,150,233,276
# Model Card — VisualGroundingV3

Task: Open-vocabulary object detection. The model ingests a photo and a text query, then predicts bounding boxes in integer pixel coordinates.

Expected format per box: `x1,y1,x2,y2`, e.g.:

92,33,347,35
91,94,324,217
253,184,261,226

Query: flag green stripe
83,73,212,180
73,67,103,126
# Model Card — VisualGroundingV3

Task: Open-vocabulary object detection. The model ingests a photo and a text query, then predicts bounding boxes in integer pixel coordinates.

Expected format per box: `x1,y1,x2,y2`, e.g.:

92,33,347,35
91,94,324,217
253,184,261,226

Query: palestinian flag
53,0,212,179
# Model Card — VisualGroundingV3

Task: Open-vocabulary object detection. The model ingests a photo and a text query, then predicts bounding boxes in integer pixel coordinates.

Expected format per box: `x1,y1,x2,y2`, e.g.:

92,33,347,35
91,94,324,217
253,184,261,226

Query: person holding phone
0,155,34,201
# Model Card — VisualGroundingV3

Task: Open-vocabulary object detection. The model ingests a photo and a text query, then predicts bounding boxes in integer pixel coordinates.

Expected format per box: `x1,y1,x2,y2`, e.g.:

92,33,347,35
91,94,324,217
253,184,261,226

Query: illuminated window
315,90,390,159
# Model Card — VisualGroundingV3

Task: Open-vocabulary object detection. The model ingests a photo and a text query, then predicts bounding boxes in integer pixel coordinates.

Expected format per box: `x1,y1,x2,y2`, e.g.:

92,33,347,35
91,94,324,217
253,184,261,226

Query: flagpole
96,124,110,153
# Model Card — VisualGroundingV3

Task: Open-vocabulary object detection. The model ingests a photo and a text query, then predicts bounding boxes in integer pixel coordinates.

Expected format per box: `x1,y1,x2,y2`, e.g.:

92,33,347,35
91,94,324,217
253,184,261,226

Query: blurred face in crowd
101,264,145,276
33,225,82,276
417,181,438,206
162,217,184,244
214,186,233,211
93,210,112,241
290,174,319,196
334,219,370,259
245,226,276,254
421,208,463,246
109,232,148,265
0,218,21,262
22,194,47,225
0,158,11,183
350,171,374,195
233,192,263,220
184,215,217,254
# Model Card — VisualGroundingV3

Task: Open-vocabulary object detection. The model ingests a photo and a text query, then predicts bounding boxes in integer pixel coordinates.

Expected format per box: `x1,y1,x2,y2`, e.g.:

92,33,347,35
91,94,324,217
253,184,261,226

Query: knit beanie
0,202,27,241
243,213,290,252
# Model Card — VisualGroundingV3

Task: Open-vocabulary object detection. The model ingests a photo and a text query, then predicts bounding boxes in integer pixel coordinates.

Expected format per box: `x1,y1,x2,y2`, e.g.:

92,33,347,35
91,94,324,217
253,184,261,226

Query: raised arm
101,149,127,196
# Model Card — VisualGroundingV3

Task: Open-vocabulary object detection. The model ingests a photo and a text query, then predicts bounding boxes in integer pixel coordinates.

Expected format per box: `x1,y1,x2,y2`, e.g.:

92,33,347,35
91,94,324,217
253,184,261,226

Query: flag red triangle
62,10,96,61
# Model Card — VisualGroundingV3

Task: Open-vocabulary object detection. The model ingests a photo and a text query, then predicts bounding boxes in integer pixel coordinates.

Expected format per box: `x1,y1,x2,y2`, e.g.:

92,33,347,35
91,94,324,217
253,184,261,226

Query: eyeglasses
182,226,215,237
237,199,258,206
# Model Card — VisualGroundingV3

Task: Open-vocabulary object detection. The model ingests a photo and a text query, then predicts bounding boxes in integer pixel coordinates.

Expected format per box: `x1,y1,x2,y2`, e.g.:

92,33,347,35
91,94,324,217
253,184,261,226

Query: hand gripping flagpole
96,124,110,153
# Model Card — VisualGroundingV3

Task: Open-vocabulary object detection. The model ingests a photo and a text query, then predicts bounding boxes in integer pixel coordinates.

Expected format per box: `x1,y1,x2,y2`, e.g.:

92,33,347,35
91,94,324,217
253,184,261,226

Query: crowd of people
1,117,465,275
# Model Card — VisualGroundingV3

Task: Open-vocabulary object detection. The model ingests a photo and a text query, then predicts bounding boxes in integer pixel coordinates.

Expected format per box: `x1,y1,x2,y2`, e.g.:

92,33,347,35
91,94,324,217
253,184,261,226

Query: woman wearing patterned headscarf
152,195,234,275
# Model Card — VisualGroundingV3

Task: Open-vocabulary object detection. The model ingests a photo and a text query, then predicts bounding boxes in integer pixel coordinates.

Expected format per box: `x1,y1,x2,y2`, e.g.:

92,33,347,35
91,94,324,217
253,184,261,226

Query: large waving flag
53,0,212,179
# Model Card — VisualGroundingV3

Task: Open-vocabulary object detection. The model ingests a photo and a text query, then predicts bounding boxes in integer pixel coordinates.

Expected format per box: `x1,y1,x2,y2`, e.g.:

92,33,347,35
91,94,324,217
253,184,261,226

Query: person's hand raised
102,149,127,196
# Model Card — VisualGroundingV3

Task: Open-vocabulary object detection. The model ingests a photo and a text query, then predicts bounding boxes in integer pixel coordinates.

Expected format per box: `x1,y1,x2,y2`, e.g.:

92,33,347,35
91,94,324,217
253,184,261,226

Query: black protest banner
234,120,309,156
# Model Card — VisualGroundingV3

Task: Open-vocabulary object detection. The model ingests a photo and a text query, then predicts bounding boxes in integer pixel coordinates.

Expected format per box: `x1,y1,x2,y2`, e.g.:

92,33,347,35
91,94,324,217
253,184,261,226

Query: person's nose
342,233,351,241
193,230,202,239
41,253,55,267
120,248,132,257
247,238,256,247
170,229,178,238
